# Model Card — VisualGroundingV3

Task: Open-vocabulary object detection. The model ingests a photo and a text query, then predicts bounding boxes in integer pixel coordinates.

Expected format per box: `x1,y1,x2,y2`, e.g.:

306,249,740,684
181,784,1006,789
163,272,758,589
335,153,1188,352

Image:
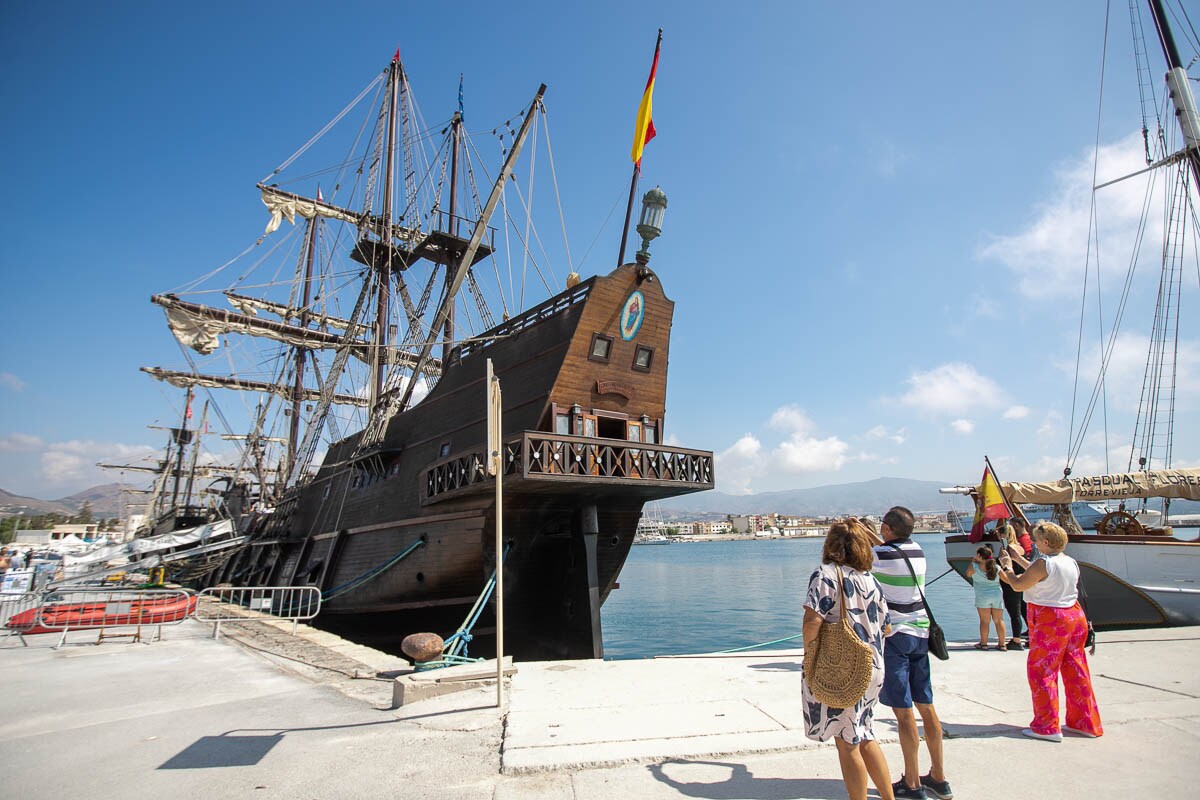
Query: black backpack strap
884,541,939,626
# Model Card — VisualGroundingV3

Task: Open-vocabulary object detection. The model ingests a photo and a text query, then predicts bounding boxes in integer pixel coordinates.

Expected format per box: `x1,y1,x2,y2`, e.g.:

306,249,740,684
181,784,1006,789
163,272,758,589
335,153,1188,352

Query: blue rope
717,633,805,654
322,539,425,601
426,544,511,668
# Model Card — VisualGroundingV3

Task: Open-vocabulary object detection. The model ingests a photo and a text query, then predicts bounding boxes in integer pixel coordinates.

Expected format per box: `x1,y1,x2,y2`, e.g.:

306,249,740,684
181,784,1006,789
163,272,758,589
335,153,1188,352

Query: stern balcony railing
423,431,714,504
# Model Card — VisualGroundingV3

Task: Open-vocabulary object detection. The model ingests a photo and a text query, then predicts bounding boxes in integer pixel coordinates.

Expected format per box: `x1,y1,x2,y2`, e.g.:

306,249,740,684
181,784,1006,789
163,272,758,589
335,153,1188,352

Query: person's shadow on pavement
648,759,861,800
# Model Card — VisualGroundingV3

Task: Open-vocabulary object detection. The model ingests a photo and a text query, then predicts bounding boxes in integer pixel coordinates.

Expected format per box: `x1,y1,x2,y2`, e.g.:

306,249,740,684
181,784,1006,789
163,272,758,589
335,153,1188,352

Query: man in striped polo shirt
871,506,952,800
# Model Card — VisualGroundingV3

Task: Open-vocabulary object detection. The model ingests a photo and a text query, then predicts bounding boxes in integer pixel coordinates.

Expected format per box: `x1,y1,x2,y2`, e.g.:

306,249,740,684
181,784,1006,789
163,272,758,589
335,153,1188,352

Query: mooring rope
715,566,960,654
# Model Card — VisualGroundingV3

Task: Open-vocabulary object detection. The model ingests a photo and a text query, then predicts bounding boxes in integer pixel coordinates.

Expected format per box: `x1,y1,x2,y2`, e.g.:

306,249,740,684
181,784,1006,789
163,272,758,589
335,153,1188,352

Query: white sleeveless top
1024,552,1080,608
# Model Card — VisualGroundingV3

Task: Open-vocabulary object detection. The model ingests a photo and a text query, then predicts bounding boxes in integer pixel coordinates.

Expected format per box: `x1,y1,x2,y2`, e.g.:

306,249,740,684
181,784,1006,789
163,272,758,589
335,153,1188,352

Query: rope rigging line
539,106,574,275
1067,157,1160,470
576,176,628,272
262,71,385,183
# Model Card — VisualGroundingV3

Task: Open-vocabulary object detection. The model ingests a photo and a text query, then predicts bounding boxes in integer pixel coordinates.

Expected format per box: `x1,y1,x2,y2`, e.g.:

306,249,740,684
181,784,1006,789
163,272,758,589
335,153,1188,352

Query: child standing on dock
966,546,1007,650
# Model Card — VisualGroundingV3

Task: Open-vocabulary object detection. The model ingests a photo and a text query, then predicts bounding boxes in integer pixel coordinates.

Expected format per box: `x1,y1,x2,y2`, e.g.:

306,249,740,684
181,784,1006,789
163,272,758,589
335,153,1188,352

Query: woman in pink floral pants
998,522,1102,742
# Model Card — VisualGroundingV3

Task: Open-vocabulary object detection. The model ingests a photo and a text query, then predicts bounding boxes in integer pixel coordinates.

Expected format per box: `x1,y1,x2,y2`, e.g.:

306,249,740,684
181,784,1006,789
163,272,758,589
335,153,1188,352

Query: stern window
589,333,613,363
633,345,654,372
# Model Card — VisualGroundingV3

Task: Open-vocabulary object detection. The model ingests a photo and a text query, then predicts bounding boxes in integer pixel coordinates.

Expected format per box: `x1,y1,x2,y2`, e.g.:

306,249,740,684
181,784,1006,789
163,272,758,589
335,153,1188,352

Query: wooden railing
423,431,714,504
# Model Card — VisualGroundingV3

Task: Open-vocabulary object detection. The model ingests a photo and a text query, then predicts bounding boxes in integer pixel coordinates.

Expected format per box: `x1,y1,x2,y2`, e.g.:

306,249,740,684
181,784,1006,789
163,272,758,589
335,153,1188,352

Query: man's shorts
880,633,933,708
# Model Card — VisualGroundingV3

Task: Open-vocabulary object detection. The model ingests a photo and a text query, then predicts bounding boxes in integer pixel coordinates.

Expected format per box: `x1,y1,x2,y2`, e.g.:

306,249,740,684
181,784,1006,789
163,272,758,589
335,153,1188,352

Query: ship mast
288,215,318,472
444,102,462,363
169,388,193,513
372,52,403,405
1148,0,1200,189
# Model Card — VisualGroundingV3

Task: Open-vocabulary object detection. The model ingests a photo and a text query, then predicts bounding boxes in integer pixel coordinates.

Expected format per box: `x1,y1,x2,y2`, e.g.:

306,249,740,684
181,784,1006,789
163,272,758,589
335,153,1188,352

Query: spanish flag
631,30,661,167
969,462,1011,540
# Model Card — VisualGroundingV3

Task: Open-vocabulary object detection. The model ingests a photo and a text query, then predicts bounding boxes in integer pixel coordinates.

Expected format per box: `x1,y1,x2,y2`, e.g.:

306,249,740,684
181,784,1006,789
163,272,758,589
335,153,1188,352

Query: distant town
636,510,965,542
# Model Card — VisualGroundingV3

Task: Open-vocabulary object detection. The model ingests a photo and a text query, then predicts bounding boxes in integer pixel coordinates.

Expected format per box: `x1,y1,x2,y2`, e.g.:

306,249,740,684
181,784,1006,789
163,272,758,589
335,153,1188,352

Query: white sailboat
945,0,1200,629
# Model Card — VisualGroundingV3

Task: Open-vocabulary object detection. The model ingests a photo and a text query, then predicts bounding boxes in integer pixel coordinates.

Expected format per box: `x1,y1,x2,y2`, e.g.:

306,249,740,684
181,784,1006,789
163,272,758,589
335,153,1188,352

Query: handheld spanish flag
969,461,1011,540
631,29,661,167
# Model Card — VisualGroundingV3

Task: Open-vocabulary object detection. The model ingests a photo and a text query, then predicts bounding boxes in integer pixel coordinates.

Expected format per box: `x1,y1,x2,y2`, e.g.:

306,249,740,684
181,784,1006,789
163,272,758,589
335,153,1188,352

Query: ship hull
945,533,1200,628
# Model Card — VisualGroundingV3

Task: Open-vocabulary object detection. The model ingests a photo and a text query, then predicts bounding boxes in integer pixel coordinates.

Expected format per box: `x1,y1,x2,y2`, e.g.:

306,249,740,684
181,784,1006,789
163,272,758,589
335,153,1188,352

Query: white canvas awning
1003,467,1200,504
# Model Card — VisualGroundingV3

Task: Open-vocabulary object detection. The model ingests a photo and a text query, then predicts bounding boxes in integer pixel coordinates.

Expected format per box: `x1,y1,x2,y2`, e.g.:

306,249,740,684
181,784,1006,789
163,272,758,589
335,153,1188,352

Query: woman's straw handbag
803,565,875,708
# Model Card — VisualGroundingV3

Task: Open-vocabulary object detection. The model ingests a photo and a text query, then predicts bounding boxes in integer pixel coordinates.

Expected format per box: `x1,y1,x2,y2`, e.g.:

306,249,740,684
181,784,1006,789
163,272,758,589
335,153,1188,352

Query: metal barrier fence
34,588,196,648
1,592,45,645
195,586,321,637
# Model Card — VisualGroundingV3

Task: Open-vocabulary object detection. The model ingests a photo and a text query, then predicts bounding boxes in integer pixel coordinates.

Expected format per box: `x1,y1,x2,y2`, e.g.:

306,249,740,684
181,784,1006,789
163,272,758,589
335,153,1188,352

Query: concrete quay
1,619,1196,799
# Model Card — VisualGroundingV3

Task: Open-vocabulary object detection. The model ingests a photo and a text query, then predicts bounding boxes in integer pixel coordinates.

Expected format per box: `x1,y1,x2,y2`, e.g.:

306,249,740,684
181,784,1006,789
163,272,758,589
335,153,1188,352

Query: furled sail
1003,468,1200,504
153,294,439,375
260,185,362,235
140,366,370,407
258,185,423,244
224,292,354,331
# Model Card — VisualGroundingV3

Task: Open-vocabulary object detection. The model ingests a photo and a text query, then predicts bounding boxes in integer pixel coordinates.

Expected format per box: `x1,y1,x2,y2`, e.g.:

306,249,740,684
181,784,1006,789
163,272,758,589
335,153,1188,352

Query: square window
589,333,612,363
439,441,452,458
632,345,653,372
554,413,571,434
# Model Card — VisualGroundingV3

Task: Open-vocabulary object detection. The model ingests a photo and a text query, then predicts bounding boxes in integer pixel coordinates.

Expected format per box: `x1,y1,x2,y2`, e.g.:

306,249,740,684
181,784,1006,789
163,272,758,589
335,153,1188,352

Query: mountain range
657,477,966,517
0,483,131,519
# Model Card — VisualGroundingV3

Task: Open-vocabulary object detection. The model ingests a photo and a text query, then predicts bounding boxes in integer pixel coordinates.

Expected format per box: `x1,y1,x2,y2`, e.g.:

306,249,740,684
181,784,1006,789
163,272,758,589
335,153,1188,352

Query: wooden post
486,359,504,707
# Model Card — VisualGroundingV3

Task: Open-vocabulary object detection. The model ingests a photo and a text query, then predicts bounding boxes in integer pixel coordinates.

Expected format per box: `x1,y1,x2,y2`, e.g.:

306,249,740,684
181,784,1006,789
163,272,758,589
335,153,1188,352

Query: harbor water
601,532,1198,660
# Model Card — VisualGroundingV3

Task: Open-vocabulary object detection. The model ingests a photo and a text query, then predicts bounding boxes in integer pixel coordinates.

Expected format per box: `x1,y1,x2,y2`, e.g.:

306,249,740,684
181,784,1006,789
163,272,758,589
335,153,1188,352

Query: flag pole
984,453,1012,522
618,28,661,266
617,164,640,266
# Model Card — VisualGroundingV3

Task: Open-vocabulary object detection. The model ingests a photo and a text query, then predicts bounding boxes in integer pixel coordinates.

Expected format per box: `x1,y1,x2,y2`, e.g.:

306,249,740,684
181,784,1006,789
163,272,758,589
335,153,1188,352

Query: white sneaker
1063,725,1100,738
1021,728,1062,742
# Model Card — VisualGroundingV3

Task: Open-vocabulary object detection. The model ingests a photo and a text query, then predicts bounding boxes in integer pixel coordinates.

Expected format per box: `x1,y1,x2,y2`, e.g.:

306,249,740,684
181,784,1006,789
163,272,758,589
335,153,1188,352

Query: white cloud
772,435,849,473
769,405,814,435
766,404,850,474
865,425,907,445
0,433,43,452
715,434,762,495
0,373,26,391
900,363,1005,415
1003,405,1030,420
1074,333,1200,413
40,440,159,489
713,406,857,492
979,132,1161,298
950,419,975,434
1036,410,1063,440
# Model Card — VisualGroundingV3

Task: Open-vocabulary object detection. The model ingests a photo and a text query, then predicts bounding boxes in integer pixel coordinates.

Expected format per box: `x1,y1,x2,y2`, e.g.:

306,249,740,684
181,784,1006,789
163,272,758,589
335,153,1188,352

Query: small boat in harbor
5,594,199,636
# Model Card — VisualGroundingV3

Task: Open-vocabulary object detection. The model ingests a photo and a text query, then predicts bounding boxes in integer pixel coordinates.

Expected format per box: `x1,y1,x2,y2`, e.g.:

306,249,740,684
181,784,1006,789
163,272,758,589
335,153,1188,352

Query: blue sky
1,1,1197,501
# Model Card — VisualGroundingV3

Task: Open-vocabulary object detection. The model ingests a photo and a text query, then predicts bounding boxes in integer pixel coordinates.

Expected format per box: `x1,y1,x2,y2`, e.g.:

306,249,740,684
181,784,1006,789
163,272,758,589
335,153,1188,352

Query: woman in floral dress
802,519,893,800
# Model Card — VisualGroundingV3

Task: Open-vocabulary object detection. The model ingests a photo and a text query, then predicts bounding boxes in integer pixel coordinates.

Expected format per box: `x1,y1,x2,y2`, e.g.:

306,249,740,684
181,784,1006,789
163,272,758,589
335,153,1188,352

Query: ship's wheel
1096,510,1144,536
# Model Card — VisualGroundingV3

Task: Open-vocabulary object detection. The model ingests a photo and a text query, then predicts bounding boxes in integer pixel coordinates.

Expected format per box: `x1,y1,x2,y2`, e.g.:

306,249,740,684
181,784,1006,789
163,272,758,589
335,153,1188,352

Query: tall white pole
486,359,504,707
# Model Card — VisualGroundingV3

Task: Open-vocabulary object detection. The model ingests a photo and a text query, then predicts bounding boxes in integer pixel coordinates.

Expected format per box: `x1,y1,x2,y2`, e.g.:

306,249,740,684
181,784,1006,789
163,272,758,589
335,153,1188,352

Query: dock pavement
1,618,1196,798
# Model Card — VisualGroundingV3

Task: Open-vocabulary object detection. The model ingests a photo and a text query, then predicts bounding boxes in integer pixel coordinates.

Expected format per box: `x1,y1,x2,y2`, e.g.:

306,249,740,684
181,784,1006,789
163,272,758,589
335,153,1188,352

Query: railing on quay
1,592,45,646
195,586,321,638
34,588,196,648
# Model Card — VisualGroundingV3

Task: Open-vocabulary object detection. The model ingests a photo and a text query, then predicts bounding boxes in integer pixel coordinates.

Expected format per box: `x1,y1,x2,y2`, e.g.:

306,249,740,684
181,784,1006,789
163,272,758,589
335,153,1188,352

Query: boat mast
169,388,193,513
395,84,547,411
1148,0,1200,189
372,52,403,404
182,401,208,512
288,215,318,472
444,102,462,363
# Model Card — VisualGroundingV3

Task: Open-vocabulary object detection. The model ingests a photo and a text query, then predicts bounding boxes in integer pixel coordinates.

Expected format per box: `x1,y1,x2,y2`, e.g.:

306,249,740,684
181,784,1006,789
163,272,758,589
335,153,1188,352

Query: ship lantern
635,186,667,264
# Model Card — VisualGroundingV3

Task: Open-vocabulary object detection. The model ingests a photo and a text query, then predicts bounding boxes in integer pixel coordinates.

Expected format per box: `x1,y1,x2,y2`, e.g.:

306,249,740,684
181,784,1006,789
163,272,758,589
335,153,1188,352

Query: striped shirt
872,538,930,639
